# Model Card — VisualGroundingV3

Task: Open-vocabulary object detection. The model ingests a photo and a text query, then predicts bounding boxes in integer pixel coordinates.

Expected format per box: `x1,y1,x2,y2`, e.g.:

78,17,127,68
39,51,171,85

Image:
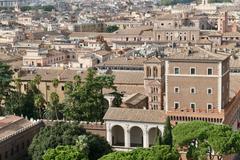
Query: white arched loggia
111,125,125,146
148,127,162,147
130,126,143,147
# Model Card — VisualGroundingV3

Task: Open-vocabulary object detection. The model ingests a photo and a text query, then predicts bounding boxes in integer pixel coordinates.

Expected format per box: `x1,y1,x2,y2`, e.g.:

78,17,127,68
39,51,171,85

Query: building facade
104,46,240,150
0,115,44,160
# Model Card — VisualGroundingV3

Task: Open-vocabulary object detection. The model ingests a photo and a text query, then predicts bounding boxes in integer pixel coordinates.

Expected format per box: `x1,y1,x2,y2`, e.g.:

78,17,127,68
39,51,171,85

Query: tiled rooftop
19,69,85,82
114,26,153,35
103,107,166,123
165,46,229,61
97,57,146,67
124,93,147,106
0,115,33,139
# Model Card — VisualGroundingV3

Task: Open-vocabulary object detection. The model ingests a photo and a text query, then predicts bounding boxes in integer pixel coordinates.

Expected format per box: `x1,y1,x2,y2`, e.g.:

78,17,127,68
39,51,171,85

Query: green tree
173,121,210,147
52,78,60,92
45,92,63,120
34,94,45,119
14,78,22,93
34,74,42,89
173,121,240,160
207,125,240,160
100,145,179,160
87,134,112,160
29,122,111,160
106,25,119,33
0,62,13,114
63,68,115,122
75,135,89,156
111,92,123,107
28,122,86,160
42,133,112,160
162,117,173,147
74,75,81,84
154,128,162,146
42,145,88,160
42,5,55,12
4,91,25,116
20,6,32,12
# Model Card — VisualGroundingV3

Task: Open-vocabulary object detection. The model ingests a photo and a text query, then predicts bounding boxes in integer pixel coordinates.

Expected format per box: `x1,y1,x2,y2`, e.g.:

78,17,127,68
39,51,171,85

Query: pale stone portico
104,108,166,150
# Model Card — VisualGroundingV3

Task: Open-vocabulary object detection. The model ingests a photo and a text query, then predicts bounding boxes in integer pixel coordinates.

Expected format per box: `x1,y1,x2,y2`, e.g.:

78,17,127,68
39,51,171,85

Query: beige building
0,28,24,44
23,49,68,67
16,15,32,26
104,46,240,151
152,14,201,43
105,21,143,30
74,23,104,32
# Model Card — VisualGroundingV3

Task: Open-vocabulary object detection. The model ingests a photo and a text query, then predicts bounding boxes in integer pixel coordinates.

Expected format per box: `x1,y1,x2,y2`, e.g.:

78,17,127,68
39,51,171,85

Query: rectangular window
190,87,196,94
207,68,213,75
61,86,64,91
174,102,180,110
153,104,158,110
153,96,158,102
207,103,213,111
190,67,196,75
174,87,179,93
174,67,180,74
207,88,212,95
190,103,196,112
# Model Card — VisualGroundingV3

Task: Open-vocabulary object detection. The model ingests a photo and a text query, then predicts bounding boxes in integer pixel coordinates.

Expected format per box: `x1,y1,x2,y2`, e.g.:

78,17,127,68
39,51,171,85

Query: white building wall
106,120,164,150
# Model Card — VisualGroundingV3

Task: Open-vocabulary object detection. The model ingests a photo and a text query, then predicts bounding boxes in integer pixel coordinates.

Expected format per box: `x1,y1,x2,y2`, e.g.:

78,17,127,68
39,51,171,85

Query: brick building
0,115,44,160
104,46,240,150
164,47,230,124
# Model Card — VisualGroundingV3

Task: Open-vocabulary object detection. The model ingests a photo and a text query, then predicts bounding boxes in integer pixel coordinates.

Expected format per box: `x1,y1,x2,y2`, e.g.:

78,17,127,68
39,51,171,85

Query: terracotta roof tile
103,107,166,123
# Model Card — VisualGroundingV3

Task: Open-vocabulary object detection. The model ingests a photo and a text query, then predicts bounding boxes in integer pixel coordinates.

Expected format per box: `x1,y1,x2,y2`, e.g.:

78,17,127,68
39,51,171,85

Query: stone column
124,125,130,148
143,126,149,148
106,123,112,146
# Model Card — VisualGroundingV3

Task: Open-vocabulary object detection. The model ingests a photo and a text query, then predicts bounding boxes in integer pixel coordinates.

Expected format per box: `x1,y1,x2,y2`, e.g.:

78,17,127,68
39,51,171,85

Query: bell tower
144,57,165,110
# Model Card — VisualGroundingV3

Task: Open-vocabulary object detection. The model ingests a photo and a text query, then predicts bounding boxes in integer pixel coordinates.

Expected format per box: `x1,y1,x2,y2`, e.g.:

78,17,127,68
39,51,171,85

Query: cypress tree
154,127,162,145
162,116,173,147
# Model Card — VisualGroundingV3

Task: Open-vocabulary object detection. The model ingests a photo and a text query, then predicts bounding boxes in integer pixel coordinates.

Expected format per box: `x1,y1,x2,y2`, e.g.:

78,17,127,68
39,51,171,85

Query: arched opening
146,66,151,77
153,67,158,78
149,127,162,147
130,126,143,147
112,125,124,146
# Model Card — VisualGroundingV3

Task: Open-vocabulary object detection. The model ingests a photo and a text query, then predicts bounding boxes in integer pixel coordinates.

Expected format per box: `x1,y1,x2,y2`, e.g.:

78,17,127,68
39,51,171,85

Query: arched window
146,66,151,77
153,67,158,78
